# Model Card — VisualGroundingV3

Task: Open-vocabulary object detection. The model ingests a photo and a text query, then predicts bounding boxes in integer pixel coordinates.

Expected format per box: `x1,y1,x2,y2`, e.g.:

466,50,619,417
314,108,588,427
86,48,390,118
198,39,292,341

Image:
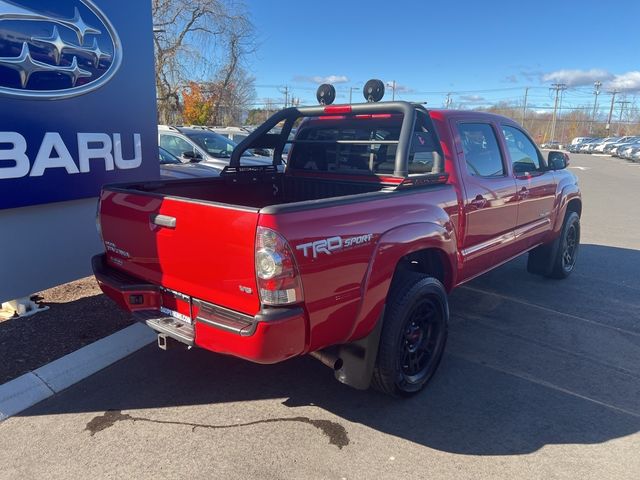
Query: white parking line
459,285,640,338
451,352,640,419
569,166,590,171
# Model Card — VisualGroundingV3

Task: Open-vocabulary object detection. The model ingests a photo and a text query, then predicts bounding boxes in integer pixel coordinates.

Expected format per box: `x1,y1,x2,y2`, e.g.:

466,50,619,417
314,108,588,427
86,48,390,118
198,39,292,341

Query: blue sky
245,0,640,112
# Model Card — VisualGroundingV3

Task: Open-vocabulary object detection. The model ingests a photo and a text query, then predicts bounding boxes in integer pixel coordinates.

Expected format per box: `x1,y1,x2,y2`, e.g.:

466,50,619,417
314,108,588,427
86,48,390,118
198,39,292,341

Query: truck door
499,125,557,249
454,121,519,280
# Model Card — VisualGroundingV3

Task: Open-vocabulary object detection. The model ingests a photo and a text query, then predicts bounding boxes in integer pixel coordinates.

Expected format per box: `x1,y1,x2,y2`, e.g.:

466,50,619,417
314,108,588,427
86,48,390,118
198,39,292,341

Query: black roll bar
230,101,428,178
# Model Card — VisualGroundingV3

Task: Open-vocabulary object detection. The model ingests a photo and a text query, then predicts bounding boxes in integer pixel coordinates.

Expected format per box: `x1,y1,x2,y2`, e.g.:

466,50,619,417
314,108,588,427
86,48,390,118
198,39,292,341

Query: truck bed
114,173,393,211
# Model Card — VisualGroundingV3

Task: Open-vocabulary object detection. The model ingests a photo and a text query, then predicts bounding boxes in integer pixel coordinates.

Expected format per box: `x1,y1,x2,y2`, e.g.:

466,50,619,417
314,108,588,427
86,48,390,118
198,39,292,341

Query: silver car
159,147,220,179
158,126,273,170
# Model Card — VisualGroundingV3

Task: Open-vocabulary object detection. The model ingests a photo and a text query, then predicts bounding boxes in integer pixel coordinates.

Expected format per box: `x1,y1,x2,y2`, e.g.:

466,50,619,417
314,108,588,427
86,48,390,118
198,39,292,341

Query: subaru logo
0,0,121,99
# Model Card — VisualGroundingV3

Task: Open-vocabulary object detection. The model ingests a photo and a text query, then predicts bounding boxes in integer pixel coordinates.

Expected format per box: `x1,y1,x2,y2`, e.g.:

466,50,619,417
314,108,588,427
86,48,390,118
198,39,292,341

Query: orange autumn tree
182,82,215,125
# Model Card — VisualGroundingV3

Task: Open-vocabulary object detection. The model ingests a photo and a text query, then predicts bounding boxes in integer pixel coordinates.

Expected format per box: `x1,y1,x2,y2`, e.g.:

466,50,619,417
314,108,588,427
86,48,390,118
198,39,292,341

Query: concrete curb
0,322,155,421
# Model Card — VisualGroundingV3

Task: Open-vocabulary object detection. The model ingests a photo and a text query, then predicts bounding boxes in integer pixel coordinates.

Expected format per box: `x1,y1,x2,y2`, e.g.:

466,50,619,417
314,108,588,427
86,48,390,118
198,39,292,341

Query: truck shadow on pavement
20,243,640,456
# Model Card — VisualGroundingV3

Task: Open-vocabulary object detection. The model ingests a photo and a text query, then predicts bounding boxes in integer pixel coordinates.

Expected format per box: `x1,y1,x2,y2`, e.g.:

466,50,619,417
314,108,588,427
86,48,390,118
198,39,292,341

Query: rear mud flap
333,311,384,390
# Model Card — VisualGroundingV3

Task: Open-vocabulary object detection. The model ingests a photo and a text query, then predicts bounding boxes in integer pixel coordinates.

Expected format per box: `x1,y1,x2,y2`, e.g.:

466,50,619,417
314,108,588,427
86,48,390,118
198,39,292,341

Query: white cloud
460,95,486,103
608,71,640,91
541,69,612,86
294,75,349,84
313,75,349,84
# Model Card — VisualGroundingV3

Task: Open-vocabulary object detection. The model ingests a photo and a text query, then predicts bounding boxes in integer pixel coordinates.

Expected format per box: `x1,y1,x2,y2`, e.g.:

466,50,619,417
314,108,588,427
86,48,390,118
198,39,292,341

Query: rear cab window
289,112,442,176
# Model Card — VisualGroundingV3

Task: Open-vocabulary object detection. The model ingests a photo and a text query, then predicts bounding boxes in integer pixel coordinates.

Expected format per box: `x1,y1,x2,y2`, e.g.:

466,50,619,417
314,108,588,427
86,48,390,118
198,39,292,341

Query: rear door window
457,123,505,177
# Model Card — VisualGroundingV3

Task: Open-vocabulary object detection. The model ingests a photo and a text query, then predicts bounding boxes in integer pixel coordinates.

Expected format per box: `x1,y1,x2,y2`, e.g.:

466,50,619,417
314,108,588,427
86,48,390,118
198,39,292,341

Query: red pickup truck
93,99,581,396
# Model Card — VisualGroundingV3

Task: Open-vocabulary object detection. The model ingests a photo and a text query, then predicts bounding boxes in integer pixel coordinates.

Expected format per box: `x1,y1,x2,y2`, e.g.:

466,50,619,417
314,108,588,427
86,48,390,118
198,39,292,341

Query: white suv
158,125,272,170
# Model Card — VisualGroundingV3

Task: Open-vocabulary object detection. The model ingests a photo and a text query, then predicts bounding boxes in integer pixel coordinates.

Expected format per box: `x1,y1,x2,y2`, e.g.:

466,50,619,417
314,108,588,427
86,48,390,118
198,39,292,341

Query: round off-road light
316,83,336,105
363,79,385,102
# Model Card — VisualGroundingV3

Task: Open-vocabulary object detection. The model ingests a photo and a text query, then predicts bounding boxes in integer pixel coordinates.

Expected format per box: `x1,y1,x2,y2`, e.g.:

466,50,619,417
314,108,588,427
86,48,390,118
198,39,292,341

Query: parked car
609,138,640,157
579,138,602,153
159,147,220,179
209,126,272,157
158,125,274,170
568,141,587,153
540,140,562,149
592,137,622,153
570,137,592,145
620,144,640,160
94,100,580,397
603,136,633,154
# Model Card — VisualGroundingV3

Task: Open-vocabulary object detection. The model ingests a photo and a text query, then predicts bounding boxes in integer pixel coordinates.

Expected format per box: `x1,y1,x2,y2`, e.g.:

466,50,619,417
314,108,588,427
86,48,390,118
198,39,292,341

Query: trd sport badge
0,0,121,99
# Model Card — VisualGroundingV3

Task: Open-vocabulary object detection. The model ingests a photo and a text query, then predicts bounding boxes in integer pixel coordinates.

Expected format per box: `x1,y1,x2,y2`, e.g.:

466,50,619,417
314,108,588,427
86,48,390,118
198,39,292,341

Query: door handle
519,187,529,199
470,195,488,209
151,214,176,229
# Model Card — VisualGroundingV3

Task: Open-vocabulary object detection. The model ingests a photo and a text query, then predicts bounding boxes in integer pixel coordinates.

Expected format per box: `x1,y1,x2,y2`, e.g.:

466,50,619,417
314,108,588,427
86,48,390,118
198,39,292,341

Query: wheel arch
552,184,581,234
348,222,457,342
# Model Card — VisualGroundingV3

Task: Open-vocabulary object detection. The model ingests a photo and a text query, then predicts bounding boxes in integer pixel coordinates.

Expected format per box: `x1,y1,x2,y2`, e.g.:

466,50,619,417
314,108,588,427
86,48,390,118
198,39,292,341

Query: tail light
255,227,304,305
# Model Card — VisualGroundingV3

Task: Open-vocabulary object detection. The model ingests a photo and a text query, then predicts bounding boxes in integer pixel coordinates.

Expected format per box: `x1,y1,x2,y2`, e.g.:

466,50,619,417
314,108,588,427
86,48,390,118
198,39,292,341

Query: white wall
0,198,102,302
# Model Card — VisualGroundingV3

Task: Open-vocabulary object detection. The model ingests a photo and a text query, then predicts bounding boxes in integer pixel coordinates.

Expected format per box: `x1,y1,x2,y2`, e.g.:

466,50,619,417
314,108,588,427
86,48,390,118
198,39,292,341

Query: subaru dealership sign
0,0,157,303
0,0,158,209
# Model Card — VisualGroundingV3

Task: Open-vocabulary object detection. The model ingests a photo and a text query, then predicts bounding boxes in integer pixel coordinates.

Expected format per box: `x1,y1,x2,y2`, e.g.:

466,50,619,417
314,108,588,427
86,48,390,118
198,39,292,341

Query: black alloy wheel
373,273,449,396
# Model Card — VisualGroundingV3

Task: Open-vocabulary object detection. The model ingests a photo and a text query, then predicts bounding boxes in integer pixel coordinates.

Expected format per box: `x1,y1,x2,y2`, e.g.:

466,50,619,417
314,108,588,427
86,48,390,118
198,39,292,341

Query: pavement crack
85,410,349,449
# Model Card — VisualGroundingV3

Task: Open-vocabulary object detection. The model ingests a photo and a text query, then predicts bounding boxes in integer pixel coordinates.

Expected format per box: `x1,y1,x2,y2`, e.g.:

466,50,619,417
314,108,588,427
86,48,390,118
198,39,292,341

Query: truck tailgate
99,189,260,314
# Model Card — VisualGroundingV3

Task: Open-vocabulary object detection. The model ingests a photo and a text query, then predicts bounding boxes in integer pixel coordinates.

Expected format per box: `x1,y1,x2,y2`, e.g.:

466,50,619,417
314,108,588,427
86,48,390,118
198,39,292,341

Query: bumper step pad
134,311,195,346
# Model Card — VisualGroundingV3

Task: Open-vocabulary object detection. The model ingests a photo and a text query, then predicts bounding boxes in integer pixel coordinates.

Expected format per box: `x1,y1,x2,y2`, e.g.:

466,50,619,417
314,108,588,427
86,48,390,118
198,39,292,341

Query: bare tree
152,0,256,124
209,15,257,125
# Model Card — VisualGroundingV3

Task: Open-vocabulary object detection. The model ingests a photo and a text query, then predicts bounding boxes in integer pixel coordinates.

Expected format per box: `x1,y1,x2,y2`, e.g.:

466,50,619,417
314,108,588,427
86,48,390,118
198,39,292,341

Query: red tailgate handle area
151,214,177,229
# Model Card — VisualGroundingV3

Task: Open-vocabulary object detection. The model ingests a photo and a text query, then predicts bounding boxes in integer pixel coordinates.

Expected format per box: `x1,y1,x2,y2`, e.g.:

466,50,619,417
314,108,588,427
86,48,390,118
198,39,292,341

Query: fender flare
348,221,457,342
552,183,581,234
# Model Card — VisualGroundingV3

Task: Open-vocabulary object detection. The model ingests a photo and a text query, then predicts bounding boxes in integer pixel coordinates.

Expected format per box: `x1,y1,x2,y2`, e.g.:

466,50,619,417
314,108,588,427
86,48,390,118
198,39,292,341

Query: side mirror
182,151,202,163
548,150,569,170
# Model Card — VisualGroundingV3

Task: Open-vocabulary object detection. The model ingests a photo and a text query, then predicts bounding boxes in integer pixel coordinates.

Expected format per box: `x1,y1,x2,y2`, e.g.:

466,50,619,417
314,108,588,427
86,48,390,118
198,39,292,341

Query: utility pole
589,81,602,134
616,98,631,135
348,86,359,104
549,83,567,143
605,90,619,136
444,92,452,109
279,86,289,108
521,87,529,128
559,87,567,144
386,81,397,101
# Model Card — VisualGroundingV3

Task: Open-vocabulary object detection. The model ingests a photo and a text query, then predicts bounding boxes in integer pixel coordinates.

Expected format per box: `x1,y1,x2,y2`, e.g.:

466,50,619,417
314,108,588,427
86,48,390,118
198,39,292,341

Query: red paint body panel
100,190,260,314
194,315,306,364
95,108,581,364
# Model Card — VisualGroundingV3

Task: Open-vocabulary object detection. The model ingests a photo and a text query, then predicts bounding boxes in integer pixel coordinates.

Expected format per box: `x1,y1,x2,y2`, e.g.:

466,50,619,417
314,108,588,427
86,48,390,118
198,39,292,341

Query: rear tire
527,211,580,279
548,211,580,278
372,273,448,397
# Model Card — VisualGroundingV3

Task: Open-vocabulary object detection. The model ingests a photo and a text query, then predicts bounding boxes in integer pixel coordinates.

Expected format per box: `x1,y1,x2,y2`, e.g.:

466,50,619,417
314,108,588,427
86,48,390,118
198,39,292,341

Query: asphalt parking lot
1,153,639,480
